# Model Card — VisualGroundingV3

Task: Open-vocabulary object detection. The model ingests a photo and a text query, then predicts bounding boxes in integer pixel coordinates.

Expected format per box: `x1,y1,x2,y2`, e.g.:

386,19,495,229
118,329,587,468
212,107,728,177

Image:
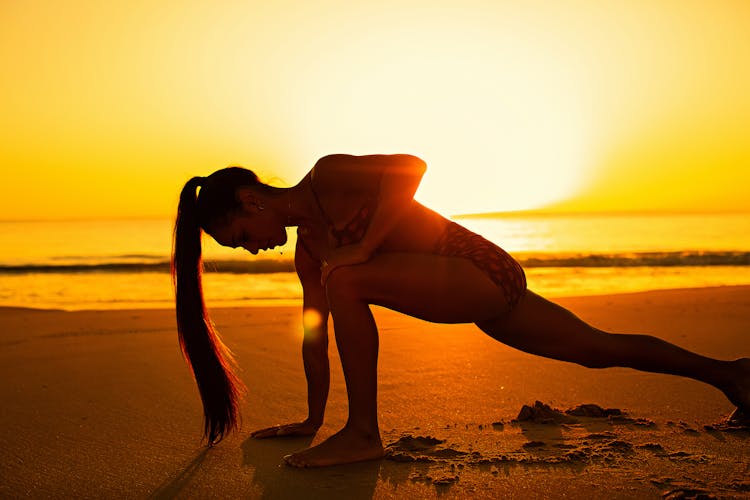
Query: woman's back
298,157,450,261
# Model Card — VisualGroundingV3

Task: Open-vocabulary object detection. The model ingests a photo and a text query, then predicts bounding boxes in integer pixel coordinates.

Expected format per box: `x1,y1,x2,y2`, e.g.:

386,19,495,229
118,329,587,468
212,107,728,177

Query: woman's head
196,167,288,254
195,166,261,229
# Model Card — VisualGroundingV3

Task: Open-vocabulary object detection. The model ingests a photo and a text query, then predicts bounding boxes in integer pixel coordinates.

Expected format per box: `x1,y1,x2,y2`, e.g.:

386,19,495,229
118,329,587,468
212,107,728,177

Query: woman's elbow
396,154,426,176
413,156,427,174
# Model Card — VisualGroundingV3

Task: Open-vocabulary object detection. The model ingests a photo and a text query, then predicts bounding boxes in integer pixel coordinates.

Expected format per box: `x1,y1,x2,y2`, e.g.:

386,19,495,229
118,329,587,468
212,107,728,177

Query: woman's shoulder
314,153,424,170
311,154,384,194
313,154,376,174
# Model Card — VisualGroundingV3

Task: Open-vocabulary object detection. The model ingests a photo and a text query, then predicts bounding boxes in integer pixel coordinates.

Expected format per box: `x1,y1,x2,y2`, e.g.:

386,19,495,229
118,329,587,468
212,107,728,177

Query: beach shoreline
1,285,748,498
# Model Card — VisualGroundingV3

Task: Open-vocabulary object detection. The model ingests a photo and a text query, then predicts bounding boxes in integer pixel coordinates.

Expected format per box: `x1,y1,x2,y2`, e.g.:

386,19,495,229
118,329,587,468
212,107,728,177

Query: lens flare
302,308,324,337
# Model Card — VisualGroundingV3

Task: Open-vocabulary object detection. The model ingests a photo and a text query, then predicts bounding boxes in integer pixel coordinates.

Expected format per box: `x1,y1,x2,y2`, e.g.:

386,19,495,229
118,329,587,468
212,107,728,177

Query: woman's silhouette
172,154,749,468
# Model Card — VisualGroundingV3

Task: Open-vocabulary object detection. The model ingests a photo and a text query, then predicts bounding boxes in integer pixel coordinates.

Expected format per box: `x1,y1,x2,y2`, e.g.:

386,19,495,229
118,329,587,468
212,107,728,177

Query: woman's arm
250,240,330,438
358,154,426,255
298,247,331,427
317,154,427,284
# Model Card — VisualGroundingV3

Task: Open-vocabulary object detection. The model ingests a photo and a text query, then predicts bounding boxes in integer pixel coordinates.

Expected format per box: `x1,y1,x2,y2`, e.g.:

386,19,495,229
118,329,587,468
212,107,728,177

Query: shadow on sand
149,448,211,499
241,435,381,499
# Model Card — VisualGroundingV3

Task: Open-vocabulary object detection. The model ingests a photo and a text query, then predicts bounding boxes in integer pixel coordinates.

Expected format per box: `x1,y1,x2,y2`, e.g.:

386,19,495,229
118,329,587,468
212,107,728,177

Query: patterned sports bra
309,169,382,247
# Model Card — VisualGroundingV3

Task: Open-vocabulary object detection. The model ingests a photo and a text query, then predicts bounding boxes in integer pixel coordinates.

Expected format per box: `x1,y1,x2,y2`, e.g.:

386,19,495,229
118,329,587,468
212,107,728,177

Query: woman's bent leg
284,252,518,467
476,290,750,414
284,289,384,467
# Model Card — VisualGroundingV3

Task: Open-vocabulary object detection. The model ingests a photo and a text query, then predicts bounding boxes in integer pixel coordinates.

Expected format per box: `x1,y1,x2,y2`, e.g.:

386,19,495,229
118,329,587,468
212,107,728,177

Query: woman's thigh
326,252,515,324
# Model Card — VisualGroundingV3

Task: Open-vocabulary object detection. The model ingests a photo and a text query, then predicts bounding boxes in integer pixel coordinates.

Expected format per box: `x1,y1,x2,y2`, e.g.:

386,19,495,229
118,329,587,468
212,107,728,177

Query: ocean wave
1,251,749,274
0,259,295,274
517,251,750,268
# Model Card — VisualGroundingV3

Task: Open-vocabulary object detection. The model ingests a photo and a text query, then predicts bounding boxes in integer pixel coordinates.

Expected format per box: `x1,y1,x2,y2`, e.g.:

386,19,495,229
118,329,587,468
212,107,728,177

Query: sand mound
385,434,470,463
386,435,444,452
566,403,622,418
512,401,656,427
513,401,578,424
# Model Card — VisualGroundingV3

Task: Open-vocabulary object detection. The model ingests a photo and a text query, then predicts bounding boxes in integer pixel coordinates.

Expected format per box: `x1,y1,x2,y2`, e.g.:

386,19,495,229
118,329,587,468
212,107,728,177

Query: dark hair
171,166,263,444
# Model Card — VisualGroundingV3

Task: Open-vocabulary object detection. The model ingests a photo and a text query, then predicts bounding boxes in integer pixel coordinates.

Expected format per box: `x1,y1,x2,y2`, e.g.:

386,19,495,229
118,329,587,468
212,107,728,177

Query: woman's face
209,209,288,255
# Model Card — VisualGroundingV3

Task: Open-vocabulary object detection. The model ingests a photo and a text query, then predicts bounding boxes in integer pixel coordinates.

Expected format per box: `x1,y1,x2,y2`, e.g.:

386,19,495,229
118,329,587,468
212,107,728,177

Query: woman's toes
283,453,307,468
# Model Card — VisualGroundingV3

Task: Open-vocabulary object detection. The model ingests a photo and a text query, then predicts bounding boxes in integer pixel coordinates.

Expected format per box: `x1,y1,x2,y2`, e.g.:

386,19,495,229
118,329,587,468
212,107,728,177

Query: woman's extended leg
476,290,750,416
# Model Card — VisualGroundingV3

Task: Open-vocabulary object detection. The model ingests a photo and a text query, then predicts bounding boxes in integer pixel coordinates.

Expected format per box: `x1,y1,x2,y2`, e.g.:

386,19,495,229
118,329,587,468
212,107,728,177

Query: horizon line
1,208,749,223
3,208,750,223
452,208,750,219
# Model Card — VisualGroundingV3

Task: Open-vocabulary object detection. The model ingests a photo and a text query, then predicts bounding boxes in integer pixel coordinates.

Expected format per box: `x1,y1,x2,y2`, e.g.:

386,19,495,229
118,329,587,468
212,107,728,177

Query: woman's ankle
343,421,382,443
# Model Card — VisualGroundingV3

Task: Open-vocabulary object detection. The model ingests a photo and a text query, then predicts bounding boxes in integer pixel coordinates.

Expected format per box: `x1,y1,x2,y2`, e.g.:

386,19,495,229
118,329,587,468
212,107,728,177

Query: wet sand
1,286,748,498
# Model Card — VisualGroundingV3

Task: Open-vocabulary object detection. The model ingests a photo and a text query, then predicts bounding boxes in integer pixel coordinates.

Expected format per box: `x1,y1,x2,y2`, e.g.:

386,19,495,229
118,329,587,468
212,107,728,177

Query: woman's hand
320,243,372,286
250,419,321,439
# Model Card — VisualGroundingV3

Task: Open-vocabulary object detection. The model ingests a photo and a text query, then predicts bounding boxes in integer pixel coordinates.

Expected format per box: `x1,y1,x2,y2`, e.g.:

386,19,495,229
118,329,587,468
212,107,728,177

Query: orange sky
1,0,749,220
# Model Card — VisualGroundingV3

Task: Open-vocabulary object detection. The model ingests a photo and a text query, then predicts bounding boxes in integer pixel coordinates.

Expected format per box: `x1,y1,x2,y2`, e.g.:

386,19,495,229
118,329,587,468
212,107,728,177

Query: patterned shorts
432,221,527,308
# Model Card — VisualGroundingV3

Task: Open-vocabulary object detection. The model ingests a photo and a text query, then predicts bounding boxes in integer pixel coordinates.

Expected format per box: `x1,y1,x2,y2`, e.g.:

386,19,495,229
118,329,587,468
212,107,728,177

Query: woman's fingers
251,422,315,439
319,244,372,286
320,262,338,287
250,425,289,438
249,426,278,438
275,425,293,436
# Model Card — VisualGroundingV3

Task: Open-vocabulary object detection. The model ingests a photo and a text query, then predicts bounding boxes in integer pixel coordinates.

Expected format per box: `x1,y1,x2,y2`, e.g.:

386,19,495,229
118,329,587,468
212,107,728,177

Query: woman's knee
325,265,368,304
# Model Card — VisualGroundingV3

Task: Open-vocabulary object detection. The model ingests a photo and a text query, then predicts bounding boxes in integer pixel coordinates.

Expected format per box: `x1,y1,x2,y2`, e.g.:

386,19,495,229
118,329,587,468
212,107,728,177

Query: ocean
1,213,749,310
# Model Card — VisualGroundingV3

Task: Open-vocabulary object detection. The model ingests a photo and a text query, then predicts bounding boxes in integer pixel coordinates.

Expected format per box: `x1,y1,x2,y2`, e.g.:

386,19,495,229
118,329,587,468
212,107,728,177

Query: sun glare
2,2,749,220
277,10,592,215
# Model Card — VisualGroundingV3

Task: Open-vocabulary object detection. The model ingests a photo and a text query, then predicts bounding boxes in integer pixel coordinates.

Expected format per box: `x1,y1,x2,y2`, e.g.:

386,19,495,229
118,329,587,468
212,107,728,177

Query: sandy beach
1,286,748,499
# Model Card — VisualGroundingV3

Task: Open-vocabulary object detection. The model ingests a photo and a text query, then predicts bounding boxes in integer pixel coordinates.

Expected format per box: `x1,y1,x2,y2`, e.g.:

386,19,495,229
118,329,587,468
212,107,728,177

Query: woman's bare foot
283,425,384,468
720,358,750,421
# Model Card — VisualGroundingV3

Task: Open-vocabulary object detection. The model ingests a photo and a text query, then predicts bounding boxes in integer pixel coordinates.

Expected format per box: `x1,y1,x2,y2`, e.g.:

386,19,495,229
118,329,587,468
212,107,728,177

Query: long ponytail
171,176,244,445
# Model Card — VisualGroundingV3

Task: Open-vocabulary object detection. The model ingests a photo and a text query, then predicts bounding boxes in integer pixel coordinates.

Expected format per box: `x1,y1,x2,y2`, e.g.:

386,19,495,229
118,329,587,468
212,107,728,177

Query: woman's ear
236,186,265,213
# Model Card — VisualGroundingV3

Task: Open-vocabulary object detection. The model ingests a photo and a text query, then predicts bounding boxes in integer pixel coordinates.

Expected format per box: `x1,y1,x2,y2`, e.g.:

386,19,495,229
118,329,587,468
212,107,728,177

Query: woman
172,153,749,468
